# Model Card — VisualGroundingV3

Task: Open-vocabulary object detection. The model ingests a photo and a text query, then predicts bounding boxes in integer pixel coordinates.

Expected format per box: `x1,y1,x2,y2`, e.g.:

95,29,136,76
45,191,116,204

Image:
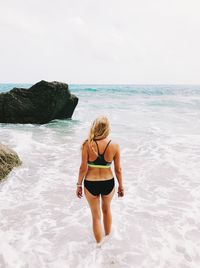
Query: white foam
0,88,200,267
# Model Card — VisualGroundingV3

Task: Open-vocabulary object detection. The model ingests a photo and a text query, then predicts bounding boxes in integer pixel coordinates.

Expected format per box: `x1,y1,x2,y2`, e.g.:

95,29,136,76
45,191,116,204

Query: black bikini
84,139,115,196
84,178,114,196
87,140,112,168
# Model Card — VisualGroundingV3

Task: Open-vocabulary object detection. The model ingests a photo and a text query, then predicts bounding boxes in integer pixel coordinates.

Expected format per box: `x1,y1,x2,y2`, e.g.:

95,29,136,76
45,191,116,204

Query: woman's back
86,138,117,180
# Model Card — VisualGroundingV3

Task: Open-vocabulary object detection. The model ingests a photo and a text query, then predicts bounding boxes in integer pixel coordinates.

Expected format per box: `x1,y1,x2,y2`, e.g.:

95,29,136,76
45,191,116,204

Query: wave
70,84,200,96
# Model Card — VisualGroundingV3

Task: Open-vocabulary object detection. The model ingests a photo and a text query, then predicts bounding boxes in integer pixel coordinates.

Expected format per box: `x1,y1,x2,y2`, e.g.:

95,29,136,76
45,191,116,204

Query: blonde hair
81,116,110,155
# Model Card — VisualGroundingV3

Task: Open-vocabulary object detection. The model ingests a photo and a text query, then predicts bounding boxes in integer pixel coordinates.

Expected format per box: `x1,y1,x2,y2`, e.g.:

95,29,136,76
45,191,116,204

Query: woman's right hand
117,185,124,197
76,186,83,198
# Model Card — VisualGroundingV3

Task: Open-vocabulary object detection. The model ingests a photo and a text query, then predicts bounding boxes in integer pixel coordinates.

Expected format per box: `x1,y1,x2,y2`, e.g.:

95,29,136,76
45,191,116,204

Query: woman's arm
76,143,88,198
113,144,124,197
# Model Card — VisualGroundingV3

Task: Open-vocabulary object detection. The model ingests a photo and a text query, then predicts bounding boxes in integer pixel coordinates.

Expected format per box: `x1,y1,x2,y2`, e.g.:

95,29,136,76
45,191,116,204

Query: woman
76,116,124,244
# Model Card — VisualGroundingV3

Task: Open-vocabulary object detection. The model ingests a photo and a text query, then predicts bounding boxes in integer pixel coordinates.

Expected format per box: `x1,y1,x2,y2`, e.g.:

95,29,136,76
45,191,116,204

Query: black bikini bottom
84,178,115,196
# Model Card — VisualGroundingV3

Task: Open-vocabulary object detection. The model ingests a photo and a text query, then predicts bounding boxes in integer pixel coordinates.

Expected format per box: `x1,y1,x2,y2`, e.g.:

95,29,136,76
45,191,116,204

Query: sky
0,0,200,84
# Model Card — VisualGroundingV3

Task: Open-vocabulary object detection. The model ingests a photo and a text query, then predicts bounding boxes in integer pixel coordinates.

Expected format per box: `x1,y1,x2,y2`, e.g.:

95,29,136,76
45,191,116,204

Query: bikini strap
102,140,111,155
94,140,100,155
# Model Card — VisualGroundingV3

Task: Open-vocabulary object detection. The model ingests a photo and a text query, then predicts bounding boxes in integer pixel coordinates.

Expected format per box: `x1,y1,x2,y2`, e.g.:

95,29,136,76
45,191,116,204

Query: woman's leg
84,187,103,243
101,187,115,236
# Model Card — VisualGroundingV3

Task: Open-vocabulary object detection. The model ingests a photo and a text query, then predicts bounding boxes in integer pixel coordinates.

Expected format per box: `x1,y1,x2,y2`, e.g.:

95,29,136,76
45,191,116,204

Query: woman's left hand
117,186,124,197
76,186,83,198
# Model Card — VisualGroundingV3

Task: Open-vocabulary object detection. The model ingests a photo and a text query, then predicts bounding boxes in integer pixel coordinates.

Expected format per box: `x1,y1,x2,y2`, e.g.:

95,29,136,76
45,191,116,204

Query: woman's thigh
101,187,115,211
84,187,101,218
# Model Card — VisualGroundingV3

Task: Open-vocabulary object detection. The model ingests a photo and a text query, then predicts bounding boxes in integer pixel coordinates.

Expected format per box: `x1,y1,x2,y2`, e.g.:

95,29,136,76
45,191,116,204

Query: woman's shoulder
81,139,89,150
109,139,120,149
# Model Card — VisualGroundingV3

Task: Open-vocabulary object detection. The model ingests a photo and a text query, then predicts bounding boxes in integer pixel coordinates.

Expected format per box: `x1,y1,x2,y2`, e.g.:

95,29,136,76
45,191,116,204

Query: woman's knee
102,204,110,215
92,210,101,221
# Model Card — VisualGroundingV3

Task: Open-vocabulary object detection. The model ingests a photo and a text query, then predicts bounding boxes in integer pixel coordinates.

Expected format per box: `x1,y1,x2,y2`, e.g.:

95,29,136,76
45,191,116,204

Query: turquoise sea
0,84,200,268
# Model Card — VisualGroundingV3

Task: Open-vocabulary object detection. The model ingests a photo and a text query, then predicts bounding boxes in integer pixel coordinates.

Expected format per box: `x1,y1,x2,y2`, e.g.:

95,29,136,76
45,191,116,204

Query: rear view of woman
76,116,124,244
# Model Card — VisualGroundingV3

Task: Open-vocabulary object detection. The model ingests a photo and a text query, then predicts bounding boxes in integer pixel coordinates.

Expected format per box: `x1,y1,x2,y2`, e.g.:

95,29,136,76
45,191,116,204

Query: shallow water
0,84,200,268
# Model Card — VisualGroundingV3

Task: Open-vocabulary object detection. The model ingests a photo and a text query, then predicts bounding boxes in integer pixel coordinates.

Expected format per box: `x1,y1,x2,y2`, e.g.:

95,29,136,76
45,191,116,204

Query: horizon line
0,82,200,86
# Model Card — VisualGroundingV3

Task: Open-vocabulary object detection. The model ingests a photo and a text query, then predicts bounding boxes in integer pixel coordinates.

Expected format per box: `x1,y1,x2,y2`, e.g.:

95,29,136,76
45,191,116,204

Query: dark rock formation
0,80,78,124
0,144,22,180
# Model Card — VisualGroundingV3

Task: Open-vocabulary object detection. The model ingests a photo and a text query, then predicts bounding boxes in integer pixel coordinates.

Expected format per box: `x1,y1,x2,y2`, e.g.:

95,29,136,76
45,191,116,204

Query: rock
0,144,22,181
0,80,78,124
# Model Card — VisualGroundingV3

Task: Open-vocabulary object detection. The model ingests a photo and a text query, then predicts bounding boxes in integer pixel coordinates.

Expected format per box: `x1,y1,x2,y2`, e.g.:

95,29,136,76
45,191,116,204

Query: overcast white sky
0,0,200,84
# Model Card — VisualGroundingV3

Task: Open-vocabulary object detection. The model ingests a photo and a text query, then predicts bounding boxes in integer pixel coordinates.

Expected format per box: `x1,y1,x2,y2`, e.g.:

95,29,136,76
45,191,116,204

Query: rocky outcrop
0,144,22,180
0,80,78,124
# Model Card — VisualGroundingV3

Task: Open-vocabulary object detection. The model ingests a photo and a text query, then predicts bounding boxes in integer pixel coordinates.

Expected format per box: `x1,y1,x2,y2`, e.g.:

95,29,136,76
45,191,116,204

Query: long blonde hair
81,116,110,155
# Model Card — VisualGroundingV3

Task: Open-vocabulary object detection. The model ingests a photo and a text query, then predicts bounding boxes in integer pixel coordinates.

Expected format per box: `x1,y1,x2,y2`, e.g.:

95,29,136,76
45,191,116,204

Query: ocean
0,84,200,268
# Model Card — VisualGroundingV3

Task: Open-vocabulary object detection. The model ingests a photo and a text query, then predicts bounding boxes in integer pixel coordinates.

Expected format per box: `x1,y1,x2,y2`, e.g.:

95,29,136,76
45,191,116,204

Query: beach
0,84,200,268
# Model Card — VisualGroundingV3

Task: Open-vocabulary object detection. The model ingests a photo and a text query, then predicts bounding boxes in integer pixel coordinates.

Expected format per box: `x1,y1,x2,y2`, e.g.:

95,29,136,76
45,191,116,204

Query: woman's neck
94,137,109,141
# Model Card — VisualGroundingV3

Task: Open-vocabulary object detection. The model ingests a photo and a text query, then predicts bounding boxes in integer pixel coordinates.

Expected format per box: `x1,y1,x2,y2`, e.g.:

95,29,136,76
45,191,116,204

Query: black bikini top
87,140,112,168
